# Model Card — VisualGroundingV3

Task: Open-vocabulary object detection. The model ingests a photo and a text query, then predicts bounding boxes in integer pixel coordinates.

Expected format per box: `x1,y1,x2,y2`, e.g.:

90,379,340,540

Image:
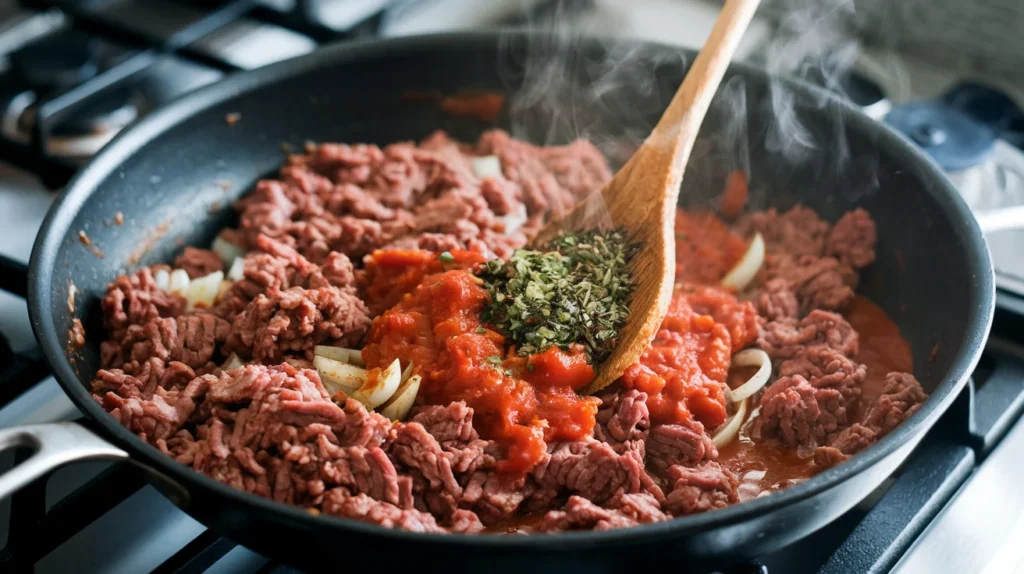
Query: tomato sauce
674,210,748,284
620,286,757,430
361,260,598,475
362,207,912,489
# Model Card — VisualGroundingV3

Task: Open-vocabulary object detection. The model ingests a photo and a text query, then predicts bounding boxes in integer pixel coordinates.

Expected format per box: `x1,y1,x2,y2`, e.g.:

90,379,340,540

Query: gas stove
1,1,1024,573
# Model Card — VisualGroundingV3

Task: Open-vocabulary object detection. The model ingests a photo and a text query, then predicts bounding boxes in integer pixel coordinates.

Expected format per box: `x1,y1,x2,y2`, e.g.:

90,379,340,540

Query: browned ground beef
174,247,223,278
90,132,926,534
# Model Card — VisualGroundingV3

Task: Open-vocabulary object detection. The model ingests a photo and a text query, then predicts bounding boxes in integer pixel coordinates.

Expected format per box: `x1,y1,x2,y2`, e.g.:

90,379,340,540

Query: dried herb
477,229,636,362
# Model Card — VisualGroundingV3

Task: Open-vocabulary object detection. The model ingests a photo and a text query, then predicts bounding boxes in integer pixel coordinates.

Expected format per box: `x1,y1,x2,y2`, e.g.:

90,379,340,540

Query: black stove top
2,1,1024,573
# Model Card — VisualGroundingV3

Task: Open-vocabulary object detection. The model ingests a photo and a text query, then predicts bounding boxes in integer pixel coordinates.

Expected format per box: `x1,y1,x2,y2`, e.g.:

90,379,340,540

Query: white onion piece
470,155,502,179
726,348,772,403
314,345,365,368
186,270,223,310
497,204,528,236
212,236,244,266
721,232,765,291
379,374,421,421
226,257,244,281
168,269,191,295
314,355,367,395
400,361,414,383
351,358,402,409
222,353,243,371
154,269,170,291
713,398,748,449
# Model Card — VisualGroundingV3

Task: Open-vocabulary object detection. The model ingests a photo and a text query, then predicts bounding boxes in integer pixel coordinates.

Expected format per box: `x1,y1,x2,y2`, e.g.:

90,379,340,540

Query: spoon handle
650,0,762,169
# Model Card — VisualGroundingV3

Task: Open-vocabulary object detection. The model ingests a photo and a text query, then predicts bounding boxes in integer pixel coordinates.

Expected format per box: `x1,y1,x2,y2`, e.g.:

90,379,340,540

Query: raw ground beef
89,131,926,534
748,212,926,451
174,247,223,279
223,129,607,262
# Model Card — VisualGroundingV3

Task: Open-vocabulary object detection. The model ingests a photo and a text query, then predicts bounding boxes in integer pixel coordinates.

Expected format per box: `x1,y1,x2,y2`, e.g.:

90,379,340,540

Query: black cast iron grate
1,0,412,188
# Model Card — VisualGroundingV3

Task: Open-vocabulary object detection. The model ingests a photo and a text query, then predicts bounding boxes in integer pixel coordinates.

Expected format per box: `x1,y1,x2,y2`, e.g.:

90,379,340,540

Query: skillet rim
27,31,994,548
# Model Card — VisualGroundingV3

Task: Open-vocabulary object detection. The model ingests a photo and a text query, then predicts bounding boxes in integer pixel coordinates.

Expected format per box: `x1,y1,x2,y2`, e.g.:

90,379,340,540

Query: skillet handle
0,421,129,500
974,206,1024,234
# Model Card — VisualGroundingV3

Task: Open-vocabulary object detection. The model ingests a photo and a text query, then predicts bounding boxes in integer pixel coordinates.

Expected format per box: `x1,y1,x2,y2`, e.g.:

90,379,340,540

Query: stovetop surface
1,1,1024,573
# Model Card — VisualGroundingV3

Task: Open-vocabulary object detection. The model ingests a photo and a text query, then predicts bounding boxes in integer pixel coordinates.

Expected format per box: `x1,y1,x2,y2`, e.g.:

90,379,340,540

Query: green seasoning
477,230,636,363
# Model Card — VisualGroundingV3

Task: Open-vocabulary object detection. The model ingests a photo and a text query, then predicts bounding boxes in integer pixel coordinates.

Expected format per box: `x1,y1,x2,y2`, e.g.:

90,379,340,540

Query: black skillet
0,32,994,572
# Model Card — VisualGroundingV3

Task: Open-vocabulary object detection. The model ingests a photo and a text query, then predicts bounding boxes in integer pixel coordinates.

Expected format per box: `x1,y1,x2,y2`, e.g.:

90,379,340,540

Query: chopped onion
222,353,243,371
154,269,170,291
379,374,421,421
314,345,365,368
351,358,402,409
726,348,772,403
497,204,528,236
742,469,766,482
226,257,244,281
713,398,748,449
168,269,191,295
400,361,414,383
314,355,367,395
470,155,502,179
721,232,765,291
217,280,233,300
186,270,223,310
212,236,244,266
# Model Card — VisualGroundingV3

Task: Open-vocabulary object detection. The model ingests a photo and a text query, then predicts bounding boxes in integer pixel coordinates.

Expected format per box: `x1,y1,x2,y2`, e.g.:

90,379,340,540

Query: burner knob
9,30,100,91
885,101,995,172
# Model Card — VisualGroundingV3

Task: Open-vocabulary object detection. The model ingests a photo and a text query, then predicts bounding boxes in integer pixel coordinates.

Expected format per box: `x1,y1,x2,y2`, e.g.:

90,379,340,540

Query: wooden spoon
532,0,762,395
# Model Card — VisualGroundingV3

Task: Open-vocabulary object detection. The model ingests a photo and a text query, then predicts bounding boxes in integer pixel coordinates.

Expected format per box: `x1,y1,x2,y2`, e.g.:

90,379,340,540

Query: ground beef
663,462,739,515
778,346,866,402
102,313,231,373
101,267,185,339
764,254,857,314
322,491,444,533
754,277,799,322
409,402,478,445
535,493,668,532
755,375,847,446
174,247,223,278
826,208,877,269
758,310,859,361
228,130,607,262
532,439,646,504
594,389,650,448
168,365,400,508
863,372,927,435
94,362,209,442
645,420,717,473
224,286,371,362
736,205,830,257
810,373,925,464
387,422,461,517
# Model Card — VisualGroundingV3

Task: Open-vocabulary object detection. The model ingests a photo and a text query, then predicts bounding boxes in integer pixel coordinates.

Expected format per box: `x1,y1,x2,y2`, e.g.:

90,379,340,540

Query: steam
756,0,882,204
497,0,883,215
497,1,689,165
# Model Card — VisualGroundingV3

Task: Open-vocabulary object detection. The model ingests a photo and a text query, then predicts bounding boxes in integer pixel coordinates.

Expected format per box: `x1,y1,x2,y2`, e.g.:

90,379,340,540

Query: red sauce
362,267,598,475
674,210,748,284
620,286,757,430
362,207,913,490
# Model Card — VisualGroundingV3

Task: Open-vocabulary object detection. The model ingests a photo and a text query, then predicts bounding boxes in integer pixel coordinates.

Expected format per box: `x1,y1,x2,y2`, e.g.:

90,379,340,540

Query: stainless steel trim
892,413,1024,573
0,421,128,500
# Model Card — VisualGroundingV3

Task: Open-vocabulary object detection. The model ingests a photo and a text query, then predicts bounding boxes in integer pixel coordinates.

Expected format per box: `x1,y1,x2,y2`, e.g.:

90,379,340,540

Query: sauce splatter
77,231,105,259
